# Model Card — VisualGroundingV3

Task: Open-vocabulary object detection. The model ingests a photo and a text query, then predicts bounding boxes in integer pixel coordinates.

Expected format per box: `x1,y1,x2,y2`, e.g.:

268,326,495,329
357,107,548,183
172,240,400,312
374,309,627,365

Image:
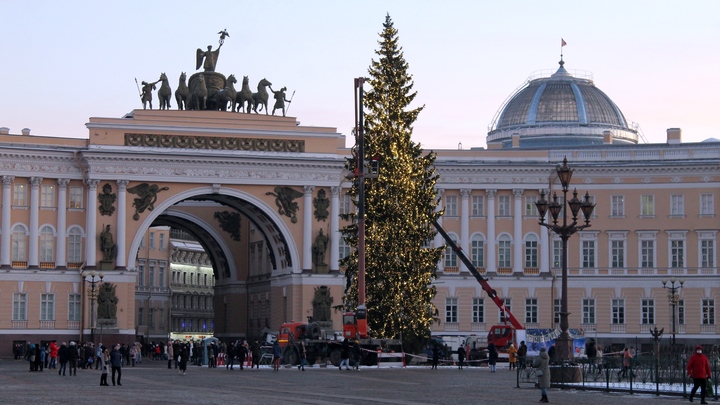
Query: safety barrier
377,351,405,368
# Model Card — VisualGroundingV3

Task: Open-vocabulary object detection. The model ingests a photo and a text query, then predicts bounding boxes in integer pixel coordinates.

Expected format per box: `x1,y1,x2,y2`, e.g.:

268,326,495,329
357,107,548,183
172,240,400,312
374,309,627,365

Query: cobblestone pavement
0,359,707,405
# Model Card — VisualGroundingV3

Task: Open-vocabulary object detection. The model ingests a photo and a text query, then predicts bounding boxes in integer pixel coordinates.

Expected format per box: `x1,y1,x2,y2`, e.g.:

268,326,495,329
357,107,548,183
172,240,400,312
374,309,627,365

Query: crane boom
432,219,524,330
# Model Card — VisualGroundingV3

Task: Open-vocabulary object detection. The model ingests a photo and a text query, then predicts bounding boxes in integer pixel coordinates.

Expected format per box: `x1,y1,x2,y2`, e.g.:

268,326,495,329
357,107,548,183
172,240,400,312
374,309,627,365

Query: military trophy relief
127,183,169,221
266,186,303,223
135,30,294,115
214,211,242,241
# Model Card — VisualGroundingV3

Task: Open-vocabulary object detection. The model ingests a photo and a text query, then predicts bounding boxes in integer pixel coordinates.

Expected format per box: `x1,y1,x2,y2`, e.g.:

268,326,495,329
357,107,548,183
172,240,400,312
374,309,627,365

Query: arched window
11,225,27,262
39,225,55,263
524,234,538,268
471,234,485,268
498,234,512,268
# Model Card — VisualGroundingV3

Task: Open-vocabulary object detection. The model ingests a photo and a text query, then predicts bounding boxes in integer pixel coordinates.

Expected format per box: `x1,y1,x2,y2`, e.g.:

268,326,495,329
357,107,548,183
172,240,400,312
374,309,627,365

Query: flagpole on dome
560,38,567,64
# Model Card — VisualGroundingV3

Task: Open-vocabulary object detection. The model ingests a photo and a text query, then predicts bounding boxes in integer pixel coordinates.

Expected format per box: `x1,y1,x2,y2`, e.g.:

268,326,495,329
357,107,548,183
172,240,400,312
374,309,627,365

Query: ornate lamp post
535,157,596,360
82,270,104,344
662,277,684,345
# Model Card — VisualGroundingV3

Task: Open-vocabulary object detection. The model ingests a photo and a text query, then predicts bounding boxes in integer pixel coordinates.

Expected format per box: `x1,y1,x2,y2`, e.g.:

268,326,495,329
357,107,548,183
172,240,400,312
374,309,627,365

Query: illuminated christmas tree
342,14,444,350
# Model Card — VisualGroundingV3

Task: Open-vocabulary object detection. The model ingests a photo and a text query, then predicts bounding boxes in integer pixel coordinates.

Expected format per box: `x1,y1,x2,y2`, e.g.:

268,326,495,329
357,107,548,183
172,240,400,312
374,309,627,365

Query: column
85,180,99,269
28,177,42,269
460,189,471,273
486,190,497,273
116,180,128,269
1,176,13,268
539,189,550,273
302,185,314,271
56,179,69,269
513,189,524,274
435,189,444,271
329,186,341,271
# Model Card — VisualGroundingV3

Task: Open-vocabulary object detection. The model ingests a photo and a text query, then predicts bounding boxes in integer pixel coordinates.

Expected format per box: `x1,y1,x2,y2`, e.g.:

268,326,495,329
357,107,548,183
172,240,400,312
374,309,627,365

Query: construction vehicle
433,219,527,354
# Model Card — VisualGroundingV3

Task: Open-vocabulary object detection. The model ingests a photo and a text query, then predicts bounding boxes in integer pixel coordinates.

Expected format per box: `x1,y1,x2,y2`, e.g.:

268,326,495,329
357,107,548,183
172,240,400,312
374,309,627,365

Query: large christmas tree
342,14,444,351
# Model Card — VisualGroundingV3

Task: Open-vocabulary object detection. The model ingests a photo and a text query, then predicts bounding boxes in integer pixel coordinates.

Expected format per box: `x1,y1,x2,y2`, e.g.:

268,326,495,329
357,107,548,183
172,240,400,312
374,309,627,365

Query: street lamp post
535,157,596,360
82,270,104,344
662,277,684,345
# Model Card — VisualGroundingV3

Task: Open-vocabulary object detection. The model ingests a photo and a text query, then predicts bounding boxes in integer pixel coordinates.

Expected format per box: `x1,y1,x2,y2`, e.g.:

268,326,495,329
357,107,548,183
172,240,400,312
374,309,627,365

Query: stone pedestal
550,365,583,383
315,264,328,274
99,260,115,271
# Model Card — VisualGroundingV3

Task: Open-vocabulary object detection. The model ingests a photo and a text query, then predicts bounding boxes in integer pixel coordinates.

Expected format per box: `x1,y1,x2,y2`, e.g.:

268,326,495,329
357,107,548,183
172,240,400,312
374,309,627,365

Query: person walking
99,347,110,386
517,341,528,370
457,344,466,370
619,347,633,380
272,340,282,371
488,342,498,372
251,340,261,369
110,344,123,386
67,341,79,376
49,341,58,370
297,341,308,371
533,346,551,403
166,341,174,369
431,342,440,370
58,342,68,376
226,341,235,370
688,345,711,404
507,343,517,371
179,343,188,375
339,339,351,370
352,340,362,371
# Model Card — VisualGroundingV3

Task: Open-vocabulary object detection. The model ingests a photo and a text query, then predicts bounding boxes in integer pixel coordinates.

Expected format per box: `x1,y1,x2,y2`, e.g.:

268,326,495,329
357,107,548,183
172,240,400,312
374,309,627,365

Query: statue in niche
98,183,116,216
214,211,241,241
312,229,329,266
97,283,119,320
99,224,117,261
266,186,303,223
126,183,169,220
313,189,329,222
312,285,333,325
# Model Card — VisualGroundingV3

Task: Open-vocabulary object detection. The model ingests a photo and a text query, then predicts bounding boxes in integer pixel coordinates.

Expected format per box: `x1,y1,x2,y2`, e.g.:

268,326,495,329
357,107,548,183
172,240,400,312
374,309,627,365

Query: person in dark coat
226,341,235,370
547,344,557,364
457,345,466,370
339,339,351,370
178,343,188,375
110,344,123,386
488,342,498,372
517,341,528,369
533,346,551,403
431,342,440,370
251,340,261,369
272,340,282,371
58,342,69,376
688,345,711,404
67,341,79,376
352,340,362,371
585,340,597,373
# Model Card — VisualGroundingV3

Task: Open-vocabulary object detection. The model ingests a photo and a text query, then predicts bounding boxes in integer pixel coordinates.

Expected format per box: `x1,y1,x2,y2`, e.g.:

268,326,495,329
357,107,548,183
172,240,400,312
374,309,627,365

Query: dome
487,60,638,148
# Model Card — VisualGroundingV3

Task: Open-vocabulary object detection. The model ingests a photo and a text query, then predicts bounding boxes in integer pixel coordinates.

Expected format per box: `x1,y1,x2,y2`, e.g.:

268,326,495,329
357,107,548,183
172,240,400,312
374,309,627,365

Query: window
582,298,595,324
554,299,561,325
39,226,54,263
11,226,27,261
68,228,83,263
700,194,714,216
552,240,562,268
641,239,655,268
671,239,685,268
149,232,156,249
69,187,83,209
612,298,625,324
40,185,55,208
445,195,458,217
641,195,655,216
472,298,484,323
498,235,511,268
13,292,27,321
13,184,27,206
149,262,156,287
69,293,81,321
468,235,483,268
500,298,511,323
678,299,685,325
340,194,352,215
498,195,511,216
670,194,684,216
611,195,624,217
41,293,55,321
149,309,155,329
159,263,166,288
524,235,538,268
445,297,458,323
138,308,144,325
444,234,458,267
204,274,208,286
138,262,145,287
339,239,351,261
471,195,484,217
525,196,538,217
159,233,166,250
611,239,624,268
641,298,654,324
582,240,596,268
525,298,538,324
701,239,715,268
702,299,715,325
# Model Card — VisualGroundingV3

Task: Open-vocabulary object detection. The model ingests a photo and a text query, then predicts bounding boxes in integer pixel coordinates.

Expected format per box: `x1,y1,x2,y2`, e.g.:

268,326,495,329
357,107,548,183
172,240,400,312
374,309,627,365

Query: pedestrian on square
533,346,551,403
457,345,466,370
99,347,110,386
49,341,58,369
272,340,282,371
596,345,604,373
339,339,351,370
619,347,633,379
166,341,174,369
688,345,711,404
297,341,308,371
67,341,79,376
251,340,261,369
110,344,123,386
238,340,248,370
507,343,517,371
431,342,439,370
226,341,235,370
58,342,68,376
488,342,498,372
179,343,188,375
352,340,361,371
517,341,528,370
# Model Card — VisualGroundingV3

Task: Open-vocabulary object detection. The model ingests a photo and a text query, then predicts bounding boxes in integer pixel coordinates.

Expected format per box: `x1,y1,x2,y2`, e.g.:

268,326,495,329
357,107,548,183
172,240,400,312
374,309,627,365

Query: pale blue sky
2,0,718,149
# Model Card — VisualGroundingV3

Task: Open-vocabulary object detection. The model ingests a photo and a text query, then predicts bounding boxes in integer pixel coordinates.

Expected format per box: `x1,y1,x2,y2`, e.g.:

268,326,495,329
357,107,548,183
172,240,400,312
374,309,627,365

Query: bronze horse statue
190,74,208,110
158,73,172,110
175,72,190,110
234,76,254,113
252,78,272,114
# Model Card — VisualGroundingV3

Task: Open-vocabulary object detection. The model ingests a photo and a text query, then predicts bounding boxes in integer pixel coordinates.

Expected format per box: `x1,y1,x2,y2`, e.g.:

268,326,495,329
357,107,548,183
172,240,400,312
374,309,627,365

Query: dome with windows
487,59,639,148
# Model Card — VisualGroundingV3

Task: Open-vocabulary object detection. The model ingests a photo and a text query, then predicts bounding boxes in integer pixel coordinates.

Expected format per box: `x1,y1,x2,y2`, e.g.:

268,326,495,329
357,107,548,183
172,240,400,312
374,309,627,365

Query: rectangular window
40,228,55,262
554,299,561,326
445,195,458,217
582,240,596,268
68,232,82,263
340,194,352,215
525,298,538,324
612,298,625,324
525,239,538,268
700,193,714,216
13,292,27,321
500,298,512,324
471,239,484,267
68,293,81,321
41,293,55,321
40,185,55,208
138,308,144,326
149,262,156,287
670,194,684,216
159,233,166,250
582,298,595,324
149,309,155,329
159,263,166,288
12,230,26,261
445,297,458,323
138,262,145,287
611,240,625,268
149,232,156,249
498,195,511,216
471,195,484,217
671,239,685,268
641,298,654,324
472,298,484,323
339,239,351,260
444,243,458,267
678,299,685,325
702,299,715,325
641,195,655,216
498,239,511,268
13,184,27,206
69,187,83,209
641,240,655,268
611,195,625,217
525,196,538,217
552,240,562,268
701,239,715,268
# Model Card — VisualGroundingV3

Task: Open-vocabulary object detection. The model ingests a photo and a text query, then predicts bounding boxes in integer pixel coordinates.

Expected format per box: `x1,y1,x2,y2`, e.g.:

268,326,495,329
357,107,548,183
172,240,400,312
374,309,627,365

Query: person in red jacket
48,341,59,369
687,345,711,404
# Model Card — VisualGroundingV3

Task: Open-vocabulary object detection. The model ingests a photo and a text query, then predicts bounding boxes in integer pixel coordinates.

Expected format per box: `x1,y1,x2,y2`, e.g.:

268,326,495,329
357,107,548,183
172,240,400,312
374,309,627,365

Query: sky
1,1,719,150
